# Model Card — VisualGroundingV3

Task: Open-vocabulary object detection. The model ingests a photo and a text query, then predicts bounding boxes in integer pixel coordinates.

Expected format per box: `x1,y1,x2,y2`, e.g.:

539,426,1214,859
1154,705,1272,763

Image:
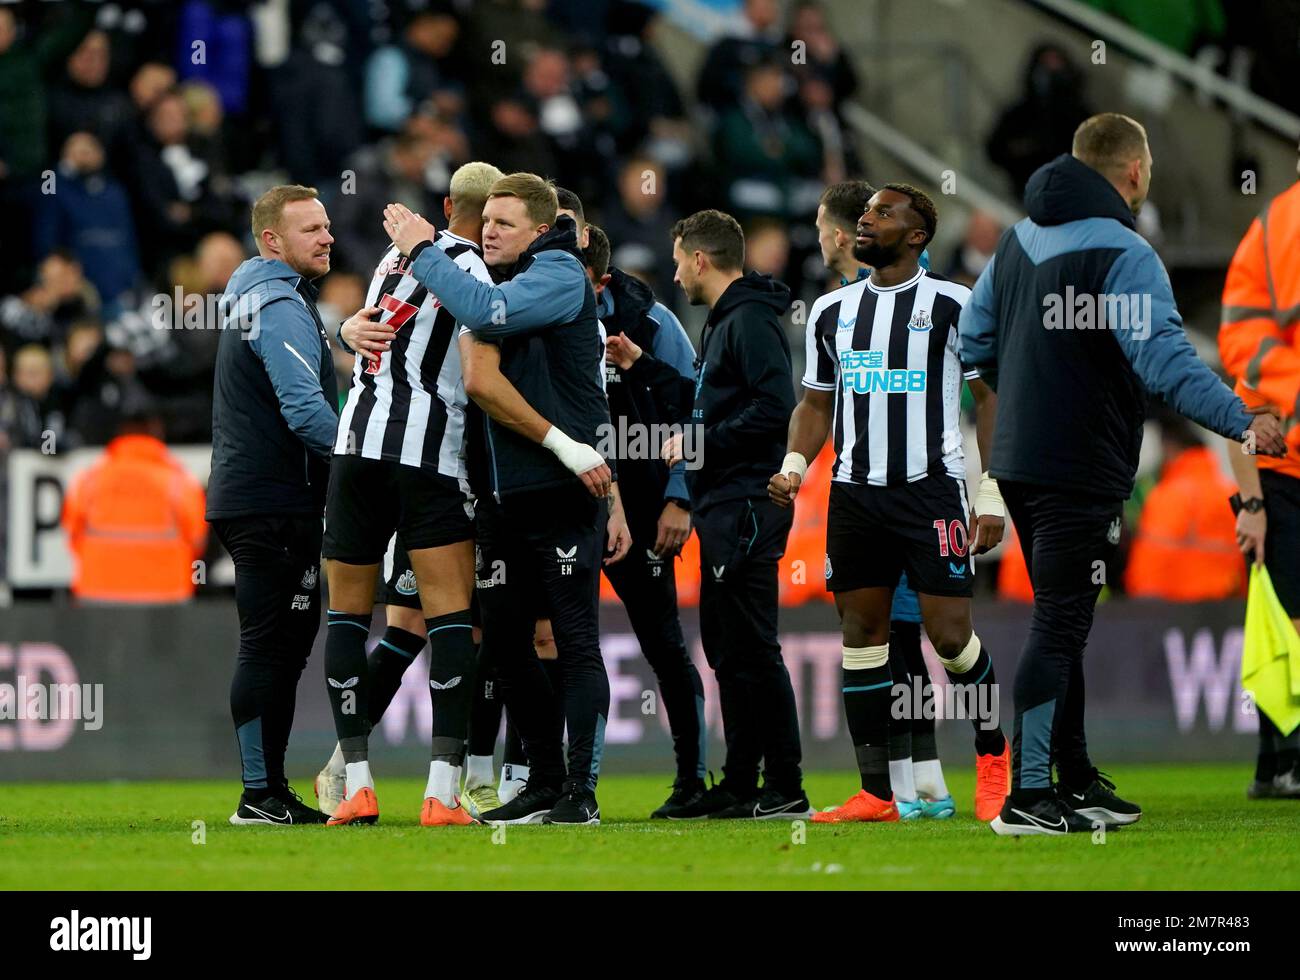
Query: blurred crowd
0,0,880,454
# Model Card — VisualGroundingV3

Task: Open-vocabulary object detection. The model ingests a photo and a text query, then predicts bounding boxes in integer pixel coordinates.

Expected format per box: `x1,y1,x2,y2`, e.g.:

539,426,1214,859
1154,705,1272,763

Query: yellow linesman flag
1241,565,1300,735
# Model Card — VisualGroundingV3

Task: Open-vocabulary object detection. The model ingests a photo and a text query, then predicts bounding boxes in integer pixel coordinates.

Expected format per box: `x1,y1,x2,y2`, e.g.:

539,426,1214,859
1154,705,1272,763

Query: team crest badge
300,565,318,589
396,570,418,595
907,309,933,332
824,555,833,580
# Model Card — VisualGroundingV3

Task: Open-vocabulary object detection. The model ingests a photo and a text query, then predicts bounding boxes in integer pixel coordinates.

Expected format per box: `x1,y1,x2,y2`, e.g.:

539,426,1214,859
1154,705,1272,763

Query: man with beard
770,184,1010,823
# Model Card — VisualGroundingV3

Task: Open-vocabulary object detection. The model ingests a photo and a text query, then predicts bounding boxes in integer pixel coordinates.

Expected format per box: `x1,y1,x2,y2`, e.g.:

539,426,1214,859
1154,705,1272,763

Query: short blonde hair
251,184,319,240
449,161,505,219
487,172,558,228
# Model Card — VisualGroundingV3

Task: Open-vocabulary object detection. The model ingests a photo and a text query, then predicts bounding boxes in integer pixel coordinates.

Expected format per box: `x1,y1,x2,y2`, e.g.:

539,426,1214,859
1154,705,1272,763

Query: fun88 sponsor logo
839,350,926,394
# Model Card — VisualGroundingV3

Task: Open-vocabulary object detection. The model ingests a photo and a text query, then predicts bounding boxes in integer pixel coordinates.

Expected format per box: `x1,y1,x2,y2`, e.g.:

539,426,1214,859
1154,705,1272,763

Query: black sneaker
650,778,709,819
709,786,812,820
276,785,329,824
694,779,757,819
1247,778,1278,799
990,794,1097,835
1059,771,1142,826
1272,768,1300,798
230,794,296,826
542,785,600,825
480,782,562,825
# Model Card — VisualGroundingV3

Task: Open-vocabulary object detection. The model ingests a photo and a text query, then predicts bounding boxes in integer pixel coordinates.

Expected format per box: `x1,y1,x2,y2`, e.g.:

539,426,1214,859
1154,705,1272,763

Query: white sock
326,743,345,776
914,759,949,800
344,761,374,797
889,756,918,802
425,760,460,806
465,754,495,790
499,762,529,803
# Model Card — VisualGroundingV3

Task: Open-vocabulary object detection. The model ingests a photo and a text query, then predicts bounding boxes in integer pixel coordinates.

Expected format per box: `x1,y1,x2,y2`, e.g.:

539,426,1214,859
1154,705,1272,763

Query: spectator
695,0,783,112
11,343,66,444
986,43,1093,200
601,155,677,300
332,133,442,274
127,89,238,279
944,209,1003,288
129,61,177,115
365,9,465,134
786,2,858,115
47,30,136,169
744,219,791,278
713,58,822,220
0,345,44,452
36,132,141,312
602,3,689,156
62,398,207,604
0,3,96,293
1125,417,1244,600
0,251,100,353
475,95,559,178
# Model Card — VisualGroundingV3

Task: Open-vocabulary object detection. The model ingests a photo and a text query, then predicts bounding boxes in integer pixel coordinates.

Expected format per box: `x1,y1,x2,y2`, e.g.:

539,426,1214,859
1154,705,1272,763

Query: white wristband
781,451,809,480
543,426,605,476
975,471,1004,519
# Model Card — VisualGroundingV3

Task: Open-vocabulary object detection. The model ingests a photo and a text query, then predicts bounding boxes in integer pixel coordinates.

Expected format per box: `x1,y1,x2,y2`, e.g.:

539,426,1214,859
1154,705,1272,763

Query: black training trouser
1000,481,1123,792
476,487,609,794
694,496,802,795
602,525,706,783
214,514,323,792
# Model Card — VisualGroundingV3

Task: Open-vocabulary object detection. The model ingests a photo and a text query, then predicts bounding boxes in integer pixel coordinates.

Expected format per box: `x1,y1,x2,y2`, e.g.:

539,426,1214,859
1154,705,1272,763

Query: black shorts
1262,469,1300,616
323,454,475,564
376,533,422,608
825,473,973,597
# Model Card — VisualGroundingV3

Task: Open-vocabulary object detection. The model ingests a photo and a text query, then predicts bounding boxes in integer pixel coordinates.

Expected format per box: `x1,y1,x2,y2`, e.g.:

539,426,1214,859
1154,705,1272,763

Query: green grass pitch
2,764,1295,890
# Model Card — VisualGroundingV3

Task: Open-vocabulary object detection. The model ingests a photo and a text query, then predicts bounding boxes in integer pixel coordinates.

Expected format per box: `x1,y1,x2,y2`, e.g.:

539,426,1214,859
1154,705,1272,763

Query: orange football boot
811,789,899,823
421,796,478,827
326,786,379,826
974,741,1011,821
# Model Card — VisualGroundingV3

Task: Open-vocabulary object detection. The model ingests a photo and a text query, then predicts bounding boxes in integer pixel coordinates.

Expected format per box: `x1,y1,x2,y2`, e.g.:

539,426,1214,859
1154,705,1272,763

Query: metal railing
1030,0,1300,140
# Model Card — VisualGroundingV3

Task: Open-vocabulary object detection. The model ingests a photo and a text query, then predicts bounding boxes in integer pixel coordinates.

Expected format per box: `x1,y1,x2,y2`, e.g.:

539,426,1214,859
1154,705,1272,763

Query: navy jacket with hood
599,266,696,533
959,154,1252,500
408,215,611,502
207,257,339,519
688,272,795,511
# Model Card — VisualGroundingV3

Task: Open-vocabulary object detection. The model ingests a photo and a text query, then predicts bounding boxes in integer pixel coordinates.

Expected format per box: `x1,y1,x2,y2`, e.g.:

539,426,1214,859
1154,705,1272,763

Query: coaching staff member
959,113,1287,835
664,209,810,819
383,176,615,825
208,185,339,826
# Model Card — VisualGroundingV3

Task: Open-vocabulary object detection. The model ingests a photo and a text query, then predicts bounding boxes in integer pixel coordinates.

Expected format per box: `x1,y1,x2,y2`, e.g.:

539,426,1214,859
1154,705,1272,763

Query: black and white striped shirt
335,231,492,478
803,267,976,487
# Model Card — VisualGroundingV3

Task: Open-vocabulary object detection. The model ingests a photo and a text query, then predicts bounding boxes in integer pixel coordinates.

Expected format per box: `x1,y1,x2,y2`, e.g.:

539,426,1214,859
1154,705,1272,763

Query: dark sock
896,621,937,761
468,640,502,757
426,610,476,765
367,626,424,725
942,642,1006,757
886,624,913,771
325,611,372,762
843,664,893,799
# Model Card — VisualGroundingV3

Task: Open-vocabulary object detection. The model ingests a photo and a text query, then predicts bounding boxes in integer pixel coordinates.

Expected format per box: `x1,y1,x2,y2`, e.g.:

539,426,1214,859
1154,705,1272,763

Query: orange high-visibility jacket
1219,181,1300,478
1124,446,1244,601
62,434,208,603
997,520,1034,603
